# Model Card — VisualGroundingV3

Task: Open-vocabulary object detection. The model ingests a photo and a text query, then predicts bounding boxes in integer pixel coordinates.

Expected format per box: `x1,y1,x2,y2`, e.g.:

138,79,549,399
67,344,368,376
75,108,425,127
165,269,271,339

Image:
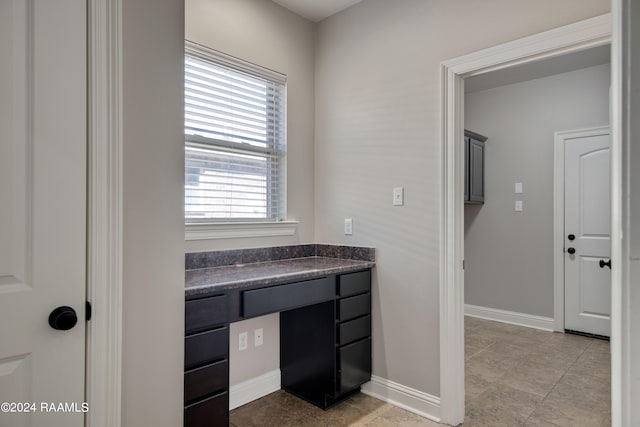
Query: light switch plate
515,182,523,194
344,218,353,235
393,187,404,206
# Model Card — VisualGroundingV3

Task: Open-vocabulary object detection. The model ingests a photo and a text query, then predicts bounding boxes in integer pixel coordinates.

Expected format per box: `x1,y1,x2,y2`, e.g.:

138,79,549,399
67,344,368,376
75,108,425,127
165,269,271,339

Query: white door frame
553,126,610,333
439,14,612,425
86,1,123,426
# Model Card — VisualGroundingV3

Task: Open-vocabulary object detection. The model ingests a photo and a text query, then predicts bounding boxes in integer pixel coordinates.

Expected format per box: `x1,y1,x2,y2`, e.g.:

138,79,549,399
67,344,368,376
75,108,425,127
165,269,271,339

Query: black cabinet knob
48,306,78,331
599,259,612,269
568,234,576,241
567,247,576,255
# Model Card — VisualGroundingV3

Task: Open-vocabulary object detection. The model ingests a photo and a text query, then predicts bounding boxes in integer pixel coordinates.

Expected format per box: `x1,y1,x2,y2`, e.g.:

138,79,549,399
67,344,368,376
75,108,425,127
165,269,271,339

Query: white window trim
185,220,299,240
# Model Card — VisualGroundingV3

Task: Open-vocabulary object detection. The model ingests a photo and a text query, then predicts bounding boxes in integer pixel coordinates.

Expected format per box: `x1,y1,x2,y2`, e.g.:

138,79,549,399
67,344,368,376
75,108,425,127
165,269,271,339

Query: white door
564,130,611,337
0,1,86,426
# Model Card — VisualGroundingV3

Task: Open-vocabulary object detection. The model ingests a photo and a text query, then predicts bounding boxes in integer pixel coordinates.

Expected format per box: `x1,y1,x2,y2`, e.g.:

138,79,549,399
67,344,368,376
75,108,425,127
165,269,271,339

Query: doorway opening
439,14,613,426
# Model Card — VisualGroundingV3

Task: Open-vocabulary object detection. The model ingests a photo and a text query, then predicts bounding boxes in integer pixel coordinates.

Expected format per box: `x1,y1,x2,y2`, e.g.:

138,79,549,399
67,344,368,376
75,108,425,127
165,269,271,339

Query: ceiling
465,44,611,93
271,0,363,22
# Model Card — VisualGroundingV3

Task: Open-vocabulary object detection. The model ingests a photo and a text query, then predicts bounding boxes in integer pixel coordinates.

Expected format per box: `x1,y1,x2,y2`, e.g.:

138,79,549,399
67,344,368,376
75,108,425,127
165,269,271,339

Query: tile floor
229,317,611,426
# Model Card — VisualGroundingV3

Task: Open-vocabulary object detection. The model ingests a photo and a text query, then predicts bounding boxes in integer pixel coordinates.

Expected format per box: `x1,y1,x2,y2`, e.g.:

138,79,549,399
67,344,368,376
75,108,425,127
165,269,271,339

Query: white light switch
393,187,404,206
515,200,523,212
344,218,353,235
515,182,523,194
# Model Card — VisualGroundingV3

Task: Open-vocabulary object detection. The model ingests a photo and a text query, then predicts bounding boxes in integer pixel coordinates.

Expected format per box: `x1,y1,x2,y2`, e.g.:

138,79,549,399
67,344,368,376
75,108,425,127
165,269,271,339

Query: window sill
185,221,299,241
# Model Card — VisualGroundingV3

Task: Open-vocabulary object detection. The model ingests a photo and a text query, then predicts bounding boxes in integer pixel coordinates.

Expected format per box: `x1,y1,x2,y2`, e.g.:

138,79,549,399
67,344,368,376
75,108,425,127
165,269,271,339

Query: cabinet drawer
186,295,227,334
185,327,228,370
338,337,372,394
338,315,371,346
184,359,228,404
184,391,228,427
337,293,370,321
242,277,334,318
337,270,371,297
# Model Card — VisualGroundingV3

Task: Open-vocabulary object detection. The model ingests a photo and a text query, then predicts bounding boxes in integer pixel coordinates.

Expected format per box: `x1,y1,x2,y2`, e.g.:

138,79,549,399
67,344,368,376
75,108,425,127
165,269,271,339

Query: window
184,41,286,223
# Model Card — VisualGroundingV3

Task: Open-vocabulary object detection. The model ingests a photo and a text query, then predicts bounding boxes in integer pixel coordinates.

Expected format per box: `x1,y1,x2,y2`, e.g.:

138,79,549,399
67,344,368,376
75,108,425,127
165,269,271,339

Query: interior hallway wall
122,0,185,425
314,0,610,398
464,63,610,318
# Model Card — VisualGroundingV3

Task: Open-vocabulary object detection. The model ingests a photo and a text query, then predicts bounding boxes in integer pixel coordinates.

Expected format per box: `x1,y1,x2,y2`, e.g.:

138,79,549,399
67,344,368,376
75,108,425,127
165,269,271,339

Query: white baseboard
229,369,281,410
361,375,441,423
465,304,554,331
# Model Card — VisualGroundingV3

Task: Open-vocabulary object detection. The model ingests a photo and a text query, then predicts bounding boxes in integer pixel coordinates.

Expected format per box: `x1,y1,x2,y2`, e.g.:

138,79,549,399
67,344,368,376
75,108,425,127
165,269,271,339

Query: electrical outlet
515,200,523,212
254,328,263,347
344,218,353,235
239,332,248,351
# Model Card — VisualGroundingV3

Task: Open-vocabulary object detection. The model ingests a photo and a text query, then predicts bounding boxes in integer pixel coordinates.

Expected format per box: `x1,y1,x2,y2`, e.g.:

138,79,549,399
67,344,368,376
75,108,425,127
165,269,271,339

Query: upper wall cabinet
464,130,488,204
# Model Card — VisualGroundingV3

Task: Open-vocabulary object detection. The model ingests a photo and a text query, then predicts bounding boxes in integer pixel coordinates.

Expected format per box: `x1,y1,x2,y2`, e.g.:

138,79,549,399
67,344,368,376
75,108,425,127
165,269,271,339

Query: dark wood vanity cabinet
280,270,372,408
184,269,372,426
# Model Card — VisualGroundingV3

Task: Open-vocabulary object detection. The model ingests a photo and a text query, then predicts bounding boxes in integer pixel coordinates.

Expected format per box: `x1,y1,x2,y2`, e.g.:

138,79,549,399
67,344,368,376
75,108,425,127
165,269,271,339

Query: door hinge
86,301,92,321
463,260,465,270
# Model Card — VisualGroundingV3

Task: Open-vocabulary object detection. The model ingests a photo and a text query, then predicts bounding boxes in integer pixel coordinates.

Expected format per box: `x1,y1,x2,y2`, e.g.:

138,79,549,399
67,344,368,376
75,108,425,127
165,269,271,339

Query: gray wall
122,0,185,425
185,0,316,386
464,64,610,318
314,0,609,396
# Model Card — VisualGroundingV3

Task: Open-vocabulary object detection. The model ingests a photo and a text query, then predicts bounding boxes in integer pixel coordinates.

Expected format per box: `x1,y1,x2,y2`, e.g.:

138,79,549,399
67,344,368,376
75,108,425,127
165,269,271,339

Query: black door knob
568,234,576,241
48,306,78,331
599,259,612,269
567,247,576,254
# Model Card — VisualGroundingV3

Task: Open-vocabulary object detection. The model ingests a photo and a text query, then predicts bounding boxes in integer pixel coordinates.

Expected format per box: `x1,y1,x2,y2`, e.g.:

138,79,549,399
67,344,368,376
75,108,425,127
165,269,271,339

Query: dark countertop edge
185,259,375,299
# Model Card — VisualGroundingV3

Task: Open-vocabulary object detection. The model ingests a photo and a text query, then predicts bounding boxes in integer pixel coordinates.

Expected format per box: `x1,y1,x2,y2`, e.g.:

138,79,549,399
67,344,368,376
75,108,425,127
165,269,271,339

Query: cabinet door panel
184,391,228,427
469,139,484,202
338,315,371,346
338,338,372,394
337,293,371,321
464,137,470,201
242,277,334,318
185,295,227,334
338,270,371,297
184,359,228,403
185,327,228,370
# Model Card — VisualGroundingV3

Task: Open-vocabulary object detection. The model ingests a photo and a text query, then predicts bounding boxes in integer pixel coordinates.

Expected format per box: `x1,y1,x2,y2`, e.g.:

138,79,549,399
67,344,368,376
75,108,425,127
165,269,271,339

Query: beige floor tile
465,384,543,426
497,360,566,397
524,415,562,426
465,316,485,331
545,379,610,414
342,393,390,414
528,400,606,427
465,372,492,399
363,406,443,427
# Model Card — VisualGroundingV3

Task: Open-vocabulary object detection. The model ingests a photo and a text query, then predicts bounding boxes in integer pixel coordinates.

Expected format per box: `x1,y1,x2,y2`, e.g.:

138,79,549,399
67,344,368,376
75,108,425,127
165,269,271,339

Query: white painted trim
610,1,626,424
361,375,441,423
440,14,611,426
86,1,123,426
553,126,610,333
465,305,554,332
185,221,299,240
229,369,281,410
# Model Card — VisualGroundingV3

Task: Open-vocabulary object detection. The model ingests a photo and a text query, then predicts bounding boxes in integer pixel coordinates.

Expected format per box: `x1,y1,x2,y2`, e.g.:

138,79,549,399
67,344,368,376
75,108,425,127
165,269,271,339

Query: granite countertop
185,256,375,298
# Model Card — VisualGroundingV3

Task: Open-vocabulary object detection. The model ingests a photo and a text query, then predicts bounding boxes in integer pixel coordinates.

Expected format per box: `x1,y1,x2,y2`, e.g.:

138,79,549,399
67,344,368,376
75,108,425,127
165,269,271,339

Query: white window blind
184,41,286,222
